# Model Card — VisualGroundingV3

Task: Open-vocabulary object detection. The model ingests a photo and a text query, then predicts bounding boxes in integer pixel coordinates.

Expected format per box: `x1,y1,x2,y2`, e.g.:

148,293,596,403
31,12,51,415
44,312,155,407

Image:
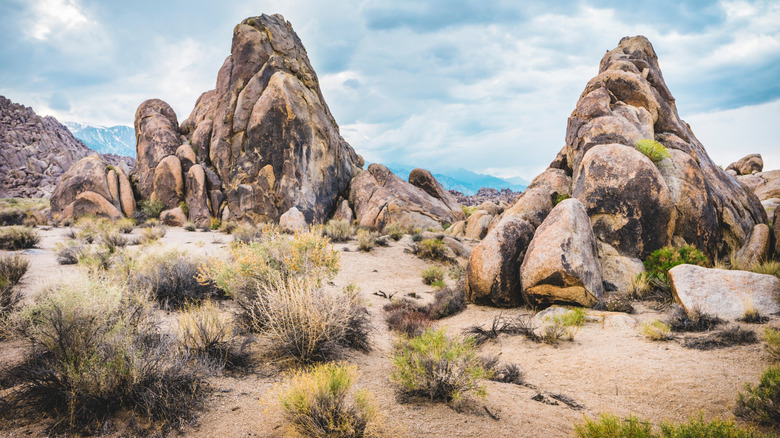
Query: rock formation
0,95,132,198
466,36,767,307
726,153,763,176
350,164,464,231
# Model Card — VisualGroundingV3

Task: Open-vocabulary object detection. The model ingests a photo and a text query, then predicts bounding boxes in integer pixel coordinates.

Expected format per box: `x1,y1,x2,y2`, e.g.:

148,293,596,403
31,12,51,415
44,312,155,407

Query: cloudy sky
1,0,778,180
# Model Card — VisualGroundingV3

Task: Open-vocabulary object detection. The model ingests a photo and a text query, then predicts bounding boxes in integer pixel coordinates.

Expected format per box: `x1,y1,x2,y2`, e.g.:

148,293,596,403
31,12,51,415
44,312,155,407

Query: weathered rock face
51,155,133,221
350,164,463,231
735,224,770,268
408,168,465,221
669,264,780,320
189,14,362,224
185,164,211,227
520,199,603,306
727,154,763,175
331,199,354,223
464,210,493,240
0,95,133,198
737,169,780,224
279,206,307,233
466,35,767,306
466,217,534,307
131,99,180,199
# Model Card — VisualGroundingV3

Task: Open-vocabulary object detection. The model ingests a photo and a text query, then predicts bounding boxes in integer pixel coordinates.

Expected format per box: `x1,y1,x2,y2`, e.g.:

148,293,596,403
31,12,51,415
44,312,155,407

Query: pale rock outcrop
176,144,197,173
280,207,307,233
669,264,780,320
466,217,534,307
151,155,184,209
445,220,466,238
520,198,603,306
597,242,645,293
442,236,470,258
350,164,463,231
408,168,465,221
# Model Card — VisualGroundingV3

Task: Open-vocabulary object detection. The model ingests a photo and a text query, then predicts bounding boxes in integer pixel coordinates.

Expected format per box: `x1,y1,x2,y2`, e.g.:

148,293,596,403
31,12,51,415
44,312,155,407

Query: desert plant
465,314,516,345
667,305,723,332
384,299,432,336
384,222,404,241
0,254,29,287
179,201,189,217
184,221,197,231
0,226,40,250
421,266,445,285
740,301,768,324
100,229,129,252
461,205,478,217
643,244,708,283
140,224,167,242
683,326,757,350
554,193,570,205
575,413,769,438
634,138,671,164
278,362,382,437
392,328,492,404
763,327,780,361
641,320,673,341
248,276,370,362
177,300,236,368
426,283,467,319
735,365,780,427
629,273,652,299
115,217,135,233
414,238,449,262
210,217,221,230
324,219,353,242
139,199,165,219
479,356,525,385
131,250,222,310
356,229,377,252
218,220,238,234
546,308,585,342
751,260,780,278
0,276,212,434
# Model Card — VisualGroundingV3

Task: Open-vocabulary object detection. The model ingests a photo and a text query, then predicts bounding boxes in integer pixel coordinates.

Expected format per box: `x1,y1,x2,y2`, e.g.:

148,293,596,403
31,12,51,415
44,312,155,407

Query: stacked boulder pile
51,15,462,230
466,36,769,308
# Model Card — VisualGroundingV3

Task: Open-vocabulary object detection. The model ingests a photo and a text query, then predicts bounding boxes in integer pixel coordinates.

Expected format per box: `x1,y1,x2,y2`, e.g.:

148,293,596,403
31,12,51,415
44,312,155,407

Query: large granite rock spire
180,14,362,223
466,36,767,307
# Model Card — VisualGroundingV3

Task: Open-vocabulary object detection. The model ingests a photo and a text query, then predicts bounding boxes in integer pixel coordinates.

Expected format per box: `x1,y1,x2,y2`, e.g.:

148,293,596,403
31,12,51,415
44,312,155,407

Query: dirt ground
0,227,777,437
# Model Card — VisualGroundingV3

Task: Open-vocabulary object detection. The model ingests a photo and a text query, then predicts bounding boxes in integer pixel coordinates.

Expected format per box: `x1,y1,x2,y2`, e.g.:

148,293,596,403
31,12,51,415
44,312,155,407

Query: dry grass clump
683,326,757,350
414,238,450,262
740,300,769,324
115,217,135,234
184,221,197,231
140,224,167,242
735,365,780,427
763,327,780,361
421,266,444,285
641,320,673,341
0,255,29,338
324,219,353,242
427,283,467,319
177,300,251,370
480,356,526,386
100,229,131,251
131,250,223,310
383,222,404,241
0,275,212,435
249,276,370,362
666,305,723,332
392,328,492,404
384,284,467,336
751,260,780,278
575,413,769,438
278,362,384,437
357,229,377,252
56,241,84,264
0,198,48,226
218,220,238,234
0,226,40,250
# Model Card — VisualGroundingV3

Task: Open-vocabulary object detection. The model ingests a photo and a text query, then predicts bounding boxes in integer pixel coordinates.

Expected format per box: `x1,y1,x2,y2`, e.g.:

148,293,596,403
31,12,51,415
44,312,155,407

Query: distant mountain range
383,163,527,195
65,122,136,158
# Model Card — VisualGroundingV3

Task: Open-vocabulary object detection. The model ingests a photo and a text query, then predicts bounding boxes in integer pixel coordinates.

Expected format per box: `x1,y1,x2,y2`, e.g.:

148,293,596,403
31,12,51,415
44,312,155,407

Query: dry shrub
324,219,353,242
383,222,404,241
414,238,449,262
140,225,167,242
667,305,723,332
184,221,197,231
575,413,769,438
426,283,467,319
386,305,433,337
421,266,444,285
683,326,757,350
763,327,780,361
178,300,236,367
641,320,673,341
0,275,212,434
218,221,238,234
480,356,525,385
279,362,383,437
0,254,29,286
131,250,223,310
392,328,492,404
115,217,135,234
735,365,780,427
56,241,83,265
357,229,377,252
0,226,40,250
250,276,369,362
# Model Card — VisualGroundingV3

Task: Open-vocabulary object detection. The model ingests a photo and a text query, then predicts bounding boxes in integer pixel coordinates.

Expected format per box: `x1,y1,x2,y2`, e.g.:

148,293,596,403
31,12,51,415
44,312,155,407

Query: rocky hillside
465,36,768,308
0,95,133,198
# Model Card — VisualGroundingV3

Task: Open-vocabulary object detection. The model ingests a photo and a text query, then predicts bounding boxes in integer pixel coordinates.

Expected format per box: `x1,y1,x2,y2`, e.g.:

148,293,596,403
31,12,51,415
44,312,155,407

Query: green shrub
735,365,780,427
0,275,212,434
461,205,478,217
0,226,40,250
421,266,445,285
139,199,165,219
764,327,780,361
545,308,586,342
356,229,377,252
210,217,221,230
575,413,769,438
415,238,449,261
384,222,404,241
643,244,708,282
634,139,671,164
554,193,570,205
179,201,189,217
131,249,222,310
430,279,446,289
641,320,673,341
324,219,353,242
392,328,492,403
279,362,382,437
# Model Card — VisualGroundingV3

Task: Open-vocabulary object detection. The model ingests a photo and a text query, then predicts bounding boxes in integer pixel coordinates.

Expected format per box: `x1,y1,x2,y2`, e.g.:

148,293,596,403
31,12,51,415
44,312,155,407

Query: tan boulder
50,155,114,215
476,201,501,216
280,207,307,233
408,168,465,221
735,224,770,268
176,144,197,173
465,210,493,240
160,206,187,226
151,155,184,209
445,220,466,238
131,99,180,199
669,264,780,320
331,199,354,223
726,154,763,175
520,198,603,306
442,236,470,258
115,166,136,217
597,242,645,293
106,168,121,209
186,164,211,227
466,217,534,307
350,164,462,231
60,191,123,221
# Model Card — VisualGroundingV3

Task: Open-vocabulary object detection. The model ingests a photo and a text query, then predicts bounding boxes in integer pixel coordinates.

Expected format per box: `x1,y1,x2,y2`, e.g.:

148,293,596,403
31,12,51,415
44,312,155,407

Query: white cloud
29,0,89,41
